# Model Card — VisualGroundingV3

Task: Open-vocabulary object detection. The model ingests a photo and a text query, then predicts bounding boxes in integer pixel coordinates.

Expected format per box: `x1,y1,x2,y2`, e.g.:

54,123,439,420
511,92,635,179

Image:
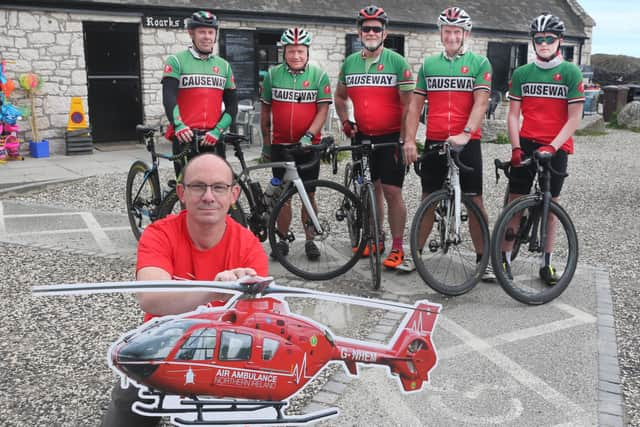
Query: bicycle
330,139,404,290
492,151,578,305
126,126,243,240
409,141,490,296
224,136,364,281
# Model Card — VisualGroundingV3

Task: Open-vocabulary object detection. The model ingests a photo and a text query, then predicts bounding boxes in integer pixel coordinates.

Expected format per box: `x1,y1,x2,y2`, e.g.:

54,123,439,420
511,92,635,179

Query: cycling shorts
509,138,568,198
270,144,320,187
420,138,483,195
171,135,226,179
354,132,405,188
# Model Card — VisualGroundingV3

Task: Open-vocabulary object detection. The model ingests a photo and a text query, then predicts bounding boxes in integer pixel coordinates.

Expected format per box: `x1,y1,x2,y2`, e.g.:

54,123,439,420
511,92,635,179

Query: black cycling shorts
270,144,320,184
420,138,483,195
509,138,568,198
354,132,405,188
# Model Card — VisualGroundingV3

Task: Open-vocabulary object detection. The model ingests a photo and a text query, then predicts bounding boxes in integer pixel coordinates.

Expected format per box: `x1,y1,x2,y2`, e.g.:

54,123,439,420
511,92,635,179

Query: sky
578,0,640,57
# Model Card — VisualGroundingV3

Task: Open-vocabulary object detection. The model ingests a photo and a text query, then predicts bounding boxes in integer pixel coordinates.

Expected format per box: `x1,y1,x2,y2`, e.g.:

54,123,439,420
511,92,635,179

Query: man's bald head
182,153,235,184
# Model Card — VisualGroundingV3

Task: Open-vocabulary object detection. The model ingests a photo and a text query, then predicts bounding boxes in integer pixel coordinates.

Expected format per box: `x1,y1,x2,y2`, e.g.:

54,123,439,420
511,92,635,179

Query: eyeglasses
184,183,232,196
360,26,384,34
533,35,559,45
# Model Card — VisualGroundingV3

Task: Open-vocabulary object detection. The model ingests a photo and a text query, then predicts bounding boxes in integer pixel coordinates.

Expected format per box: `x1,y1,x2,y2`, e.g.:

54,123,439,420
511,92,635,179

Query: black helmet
357,5,389,26
187,10,219,30
530,13,565,36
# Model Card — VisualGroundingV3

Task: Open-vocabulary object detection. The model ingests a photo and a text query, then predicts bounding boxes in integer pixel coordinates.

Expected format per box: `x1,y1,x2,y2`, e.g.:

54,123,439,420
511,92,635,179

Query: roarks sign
143,16,186,29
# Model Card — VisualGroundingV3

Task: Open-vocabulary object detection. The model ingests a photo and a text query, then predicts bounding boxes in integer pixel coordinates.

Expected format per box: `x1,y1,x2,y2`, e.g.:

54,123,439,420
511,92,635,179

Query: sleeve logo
403,69,412,79
323,84,331,94
164,64,173,73
484,72,492,81
578,82,585,93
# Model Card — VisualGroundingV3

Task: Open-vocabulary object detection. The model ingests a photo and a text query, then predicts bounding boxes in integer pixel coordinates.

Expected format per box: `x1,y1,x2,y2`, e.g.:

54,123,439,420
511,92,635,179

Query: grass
575,129,608,137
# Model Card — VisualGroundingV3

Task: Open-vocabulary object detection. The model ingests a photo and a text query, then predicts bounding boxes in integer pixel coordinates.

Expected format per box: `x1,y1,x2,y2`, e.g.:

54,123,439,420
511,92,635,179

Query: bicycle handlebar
494,152,567,184
330,139,404,175
414,141,473,176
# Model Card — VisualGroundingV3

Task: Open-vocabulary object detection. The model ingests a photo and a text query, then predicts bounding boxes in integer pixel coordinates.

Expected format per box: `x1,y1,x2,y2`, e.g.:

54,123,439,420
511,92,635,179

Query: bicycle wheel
343,162,362,248
157,189,181,219
268,179,364,280
363,183,381,290
126,161,160,241
410,190,489,296
491,197,578,305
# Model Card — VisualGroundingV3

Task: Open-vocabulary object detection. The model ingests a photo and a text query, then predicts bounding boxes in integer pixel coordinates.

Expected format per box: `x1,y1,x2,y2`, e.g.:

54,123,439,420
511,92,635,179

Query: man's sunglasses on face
360,26,384,33
533,35,559,45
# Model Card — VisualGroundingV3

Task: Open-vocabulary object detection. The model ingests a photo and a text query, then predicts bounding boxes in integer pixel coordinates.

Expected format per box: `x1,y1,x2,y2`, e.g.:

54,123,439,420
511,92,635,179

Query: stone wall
0,7,588,153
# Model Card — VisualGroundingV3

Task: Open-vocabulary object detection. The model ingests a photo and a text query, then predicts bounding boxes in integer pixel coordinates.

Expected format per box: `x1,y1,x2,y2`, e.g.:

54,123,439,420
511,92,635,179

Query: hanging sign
142,15,186,29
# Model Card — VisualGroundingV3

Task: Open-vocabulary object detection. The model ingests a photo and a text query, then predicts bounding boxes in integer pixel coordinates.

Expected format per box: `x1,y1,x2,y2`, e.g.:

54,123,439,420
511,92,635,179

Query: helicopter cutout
33,277,441,426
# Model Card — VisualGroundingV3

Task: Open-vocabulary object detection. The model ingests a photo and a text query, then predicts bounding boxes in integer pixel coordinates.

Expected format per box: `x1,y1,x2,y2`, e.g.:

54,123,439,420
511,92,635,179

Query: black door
83,22,142,143
487,42,528,94
219,30,257,101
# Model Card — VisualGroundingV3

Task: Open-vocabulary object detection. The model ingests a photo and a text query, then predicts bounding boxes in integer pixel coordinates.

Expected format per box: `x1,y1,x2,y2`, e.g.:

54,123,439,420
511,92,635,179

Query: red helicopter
34,277,441,426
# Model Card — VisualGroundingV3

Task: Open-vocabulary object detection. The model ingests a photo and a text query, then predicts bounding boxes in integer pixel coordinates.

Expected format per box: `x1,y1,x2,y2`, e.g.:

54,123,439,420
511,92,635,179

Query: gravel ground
1,128,639,425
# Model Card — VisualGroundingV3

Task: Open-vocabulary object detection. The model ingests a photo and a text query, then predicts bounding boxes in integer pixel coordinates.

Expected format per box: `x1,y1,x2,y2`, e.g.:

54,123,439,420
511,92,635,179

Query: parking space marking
80,212,117,254
0,202,5,235
6,226,130,236
439,316,591,423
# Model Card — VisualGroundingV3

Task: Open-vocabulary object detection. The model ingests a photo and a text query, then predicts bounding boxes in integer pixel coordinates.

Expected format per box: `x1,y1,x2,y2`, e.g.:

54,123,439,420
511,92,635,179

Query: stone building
0,0,594,153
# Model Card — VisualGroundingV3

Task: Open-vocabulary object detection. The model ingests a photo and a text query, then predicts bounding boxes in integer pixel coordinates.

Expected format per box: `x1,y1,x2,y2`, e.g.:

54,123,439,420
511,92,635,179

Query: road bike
329,139,403,290
224,136,363,281
409,141,490,296
492,152,578,305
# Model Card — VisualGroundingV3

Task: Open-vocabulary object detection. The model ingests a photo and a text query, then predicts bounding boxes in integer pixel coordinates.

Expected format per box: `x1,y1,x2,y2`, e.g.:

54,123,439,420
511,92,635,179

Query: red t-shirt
137,211,268,321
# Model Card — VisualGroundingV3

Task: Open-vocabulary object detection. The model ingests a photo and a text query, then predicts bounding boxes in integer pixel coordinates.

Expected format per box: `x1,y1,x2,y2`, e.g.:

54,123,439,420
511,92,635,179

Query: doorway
83,22,142,143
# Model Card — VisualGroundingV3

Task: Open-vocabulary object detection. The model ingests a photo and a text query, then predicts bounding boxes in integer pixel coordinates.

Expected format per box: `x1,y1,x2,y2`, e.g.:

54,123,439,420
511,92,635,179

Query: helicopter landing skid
132,391,338,426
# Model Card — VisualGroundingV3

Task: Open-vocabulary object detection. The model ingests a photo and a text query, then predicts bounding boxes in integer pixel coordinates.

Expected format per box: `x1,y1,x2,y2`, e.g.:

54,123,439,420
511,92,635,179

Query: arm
548,103,583,151
507,100,522,149
448,89,490,147
307,102,330,137
334,82,357,137
260,102,272,147
222,88,238,127
402,92,424,165
162,77,193,143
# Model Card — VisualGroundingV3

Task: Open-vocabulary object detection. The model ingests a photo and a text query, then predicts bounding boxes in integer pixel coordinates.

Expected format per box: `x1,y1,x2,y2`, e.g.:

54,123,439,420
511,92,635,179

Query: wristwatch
463,126,472,135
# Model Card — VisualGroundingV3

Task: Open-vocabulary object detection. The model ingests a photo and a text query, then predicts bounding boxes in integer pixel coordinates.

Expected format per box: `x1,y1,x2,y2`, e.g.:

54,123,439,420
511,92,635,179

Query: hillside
591,54,640,86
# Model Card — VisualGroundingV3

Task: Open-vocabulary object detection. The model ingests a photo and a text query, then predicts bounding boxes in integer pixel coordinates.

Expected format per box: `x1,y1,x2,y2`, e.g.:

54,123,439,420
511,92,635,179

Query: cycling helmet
357,5,389,26
187,10,219,29
529,13,565,36
280,27,312,47
437,7,472,31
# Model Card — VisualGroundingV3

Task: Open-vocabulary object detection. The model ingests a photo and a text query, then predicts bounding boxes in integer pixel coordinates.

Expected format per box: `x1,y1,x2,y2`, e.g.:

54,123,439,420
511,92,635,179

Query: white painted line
553,302,597,323
80,212,117,254
5,226,130,236
3,211,91,218
0,202,5,236
439,316,590,422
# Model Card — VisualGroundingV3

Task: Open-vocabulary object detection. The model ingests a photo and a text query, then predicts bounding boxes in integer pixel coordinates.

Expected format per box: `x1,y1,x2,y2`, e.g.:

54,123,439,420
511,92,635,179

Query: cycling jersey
261,63,332,144
415,51,491,141
162,47,235,136
339,48,414,136
508,60,585,153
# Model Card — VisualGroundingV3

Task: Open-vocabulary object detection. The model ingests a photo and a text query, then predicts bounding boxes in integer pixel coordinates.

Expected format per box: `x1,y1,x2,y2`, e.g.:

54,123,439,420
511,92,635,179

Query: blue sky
578,0,640,57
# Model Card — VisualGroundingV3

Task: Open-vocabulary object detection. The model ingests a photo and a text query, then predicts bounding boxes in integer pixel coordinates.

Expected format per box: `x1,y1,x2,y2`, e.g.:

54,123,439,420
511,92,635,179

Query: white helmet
437,7,472,32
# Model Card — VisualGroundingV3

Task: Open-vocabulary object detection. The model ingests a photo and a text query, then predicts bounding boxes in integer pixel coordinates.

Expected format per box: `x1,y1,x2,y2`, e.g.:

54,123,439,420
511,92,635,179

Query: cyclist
162,10,238,178
102,153,268,426
503,12,584,284
260,27,332,260
404,6,494,281
334,5,414,270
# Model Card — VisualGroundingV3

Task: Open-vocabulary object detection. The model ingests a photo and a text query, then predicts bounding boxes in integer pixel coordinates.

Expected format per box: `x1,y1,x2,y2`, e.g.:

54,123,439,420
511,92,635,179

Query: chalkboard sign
220,30,257,101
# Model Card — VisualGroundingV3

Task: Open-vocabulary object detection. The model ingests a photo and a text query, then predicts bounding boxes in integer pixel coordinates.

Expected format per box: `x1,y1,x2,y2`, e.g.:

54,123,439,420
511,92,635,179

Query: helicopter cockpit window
175,327,217,360
122,319,203,361
219,331,252,361
262,338,279,360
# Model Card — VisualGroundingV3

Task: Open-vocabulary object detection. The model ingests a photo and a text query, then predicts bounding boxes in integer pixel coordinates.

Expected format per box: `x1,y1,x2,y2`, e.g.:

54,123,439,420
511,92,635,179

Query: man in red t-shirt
101,153,268,426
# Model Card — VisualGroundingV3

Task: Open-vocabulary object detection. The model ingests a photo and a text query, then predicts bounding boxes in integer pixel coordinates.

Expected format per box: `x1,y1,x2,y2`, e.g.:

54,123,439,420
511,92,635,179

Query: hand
175,123,193,143
203,128,221,146
342,120,357,138
536,144,556,156
214,267,257,282
511,147,524,167
447,133,470,152
299,132,313,146
261,144,271,162
402,141,418,165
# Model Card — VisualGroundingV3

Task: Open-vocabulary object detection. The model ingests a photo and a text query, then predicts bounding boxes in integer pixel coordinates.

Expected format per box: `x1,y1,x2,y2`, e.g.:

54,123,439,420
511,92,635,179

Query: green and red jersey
415,51,492,141
508,60,585,153
339,48,414,136
261,63,332,144
137,211,268,322
162,48,235,134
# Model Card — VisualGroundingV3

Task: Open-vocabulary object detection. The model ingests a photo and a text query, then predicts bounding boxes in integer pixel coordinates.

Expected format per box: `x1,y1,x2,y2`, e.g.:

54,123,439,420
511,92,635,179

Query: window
262,338,279,360
560,46,575,63
487,42,528,94
175,328,217,361
219,331,253,361
121,319,203,361
345,34,405,56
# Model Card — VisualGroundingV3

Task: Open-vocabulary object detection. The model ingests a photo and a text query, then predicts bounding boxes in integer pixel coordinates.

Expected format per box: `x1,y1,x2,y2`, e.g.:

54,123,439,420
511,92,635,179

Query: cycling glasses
184,183,232,196
533,35,559,45
360,26,384,33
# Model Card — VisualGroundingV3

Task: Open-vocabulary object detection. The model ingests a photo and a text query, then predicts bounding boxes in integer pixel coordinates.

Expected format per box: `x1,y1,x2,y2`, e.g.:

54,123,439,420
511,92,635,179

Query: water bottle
263,177,282,208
